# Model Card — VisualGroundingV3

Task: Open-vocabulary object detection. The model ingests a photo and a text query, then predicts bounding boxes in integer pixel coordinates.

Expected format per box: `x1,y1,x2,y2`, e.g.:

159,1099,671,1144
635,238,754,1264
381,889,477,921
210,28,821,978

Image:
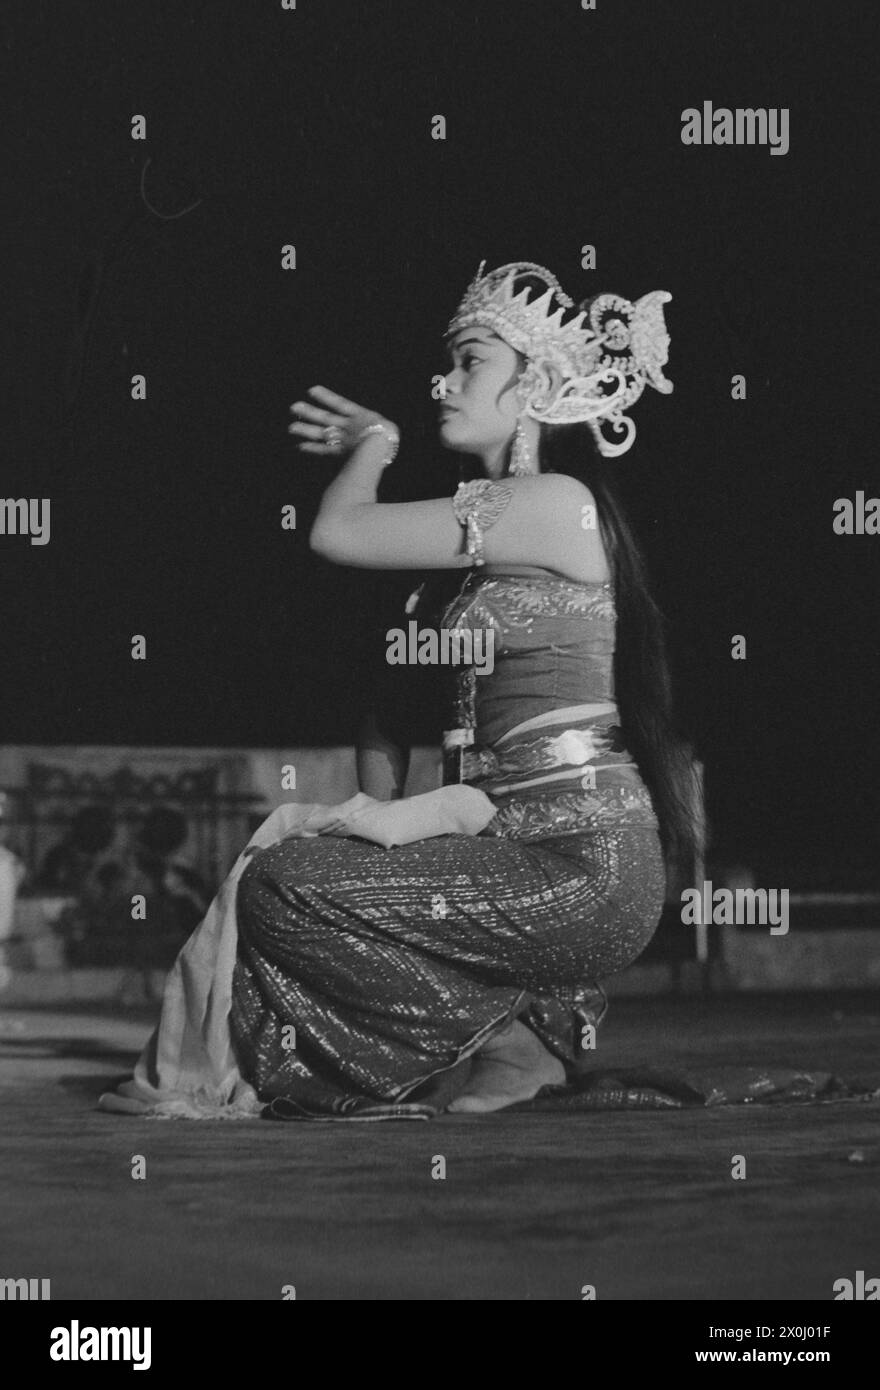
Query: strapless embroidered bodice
439,571,659,839
441,571,618,744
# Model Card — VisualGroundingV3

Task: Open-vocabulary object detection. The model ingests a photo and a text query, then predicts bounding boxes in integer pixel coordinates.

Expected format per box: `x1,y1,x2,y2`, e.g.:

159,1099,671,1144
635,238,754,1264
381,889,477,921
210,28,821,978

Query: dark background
4,0,879,883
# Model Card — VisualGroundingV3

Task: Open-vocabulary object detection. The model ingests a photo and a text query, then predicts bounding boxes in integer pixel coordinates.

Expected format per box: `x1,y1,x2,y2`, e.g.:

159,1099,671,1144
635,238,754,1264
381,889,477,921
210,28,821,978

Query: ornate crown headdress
445,260,673,456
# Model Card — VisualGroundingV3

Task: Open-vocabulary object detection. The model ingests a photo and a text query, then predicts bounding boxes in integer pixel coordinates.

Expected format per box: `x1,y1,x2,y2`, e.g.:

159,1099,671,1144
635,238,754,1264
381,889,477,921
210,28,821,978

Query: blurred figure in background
133,806,212,945
47,803,212,980
37,804,118,893
0,791,27,944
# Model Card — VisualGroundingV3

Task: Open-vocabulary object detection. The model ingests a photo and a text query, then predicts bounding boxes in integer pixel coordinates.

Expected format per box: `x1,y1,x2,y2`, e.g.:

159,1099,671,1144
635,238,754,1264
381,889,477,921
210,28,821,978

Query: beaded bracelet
359,420,400,468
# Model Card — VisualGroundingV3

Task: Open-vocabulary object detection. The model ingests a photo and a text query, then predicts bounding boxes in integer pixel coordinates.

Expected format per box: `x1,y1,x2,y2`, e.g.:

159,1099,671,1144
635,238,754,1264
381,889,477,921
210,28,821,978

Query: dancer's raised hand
288,385,398,460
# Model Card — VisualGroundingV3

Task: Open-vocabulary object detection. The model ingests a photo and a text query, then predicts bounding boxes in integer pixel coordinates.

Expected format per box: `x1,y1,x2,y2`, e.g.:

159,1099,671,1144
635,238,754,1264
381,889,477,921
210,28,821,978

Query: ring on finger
323,425,344,447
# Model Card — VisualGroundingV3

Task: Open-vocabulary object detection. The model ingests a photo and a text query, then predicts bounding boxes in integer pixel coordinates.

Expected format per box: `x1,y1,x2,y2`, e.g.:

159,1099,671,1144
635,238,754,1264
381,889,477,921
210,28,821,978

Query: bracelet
358,420,400,466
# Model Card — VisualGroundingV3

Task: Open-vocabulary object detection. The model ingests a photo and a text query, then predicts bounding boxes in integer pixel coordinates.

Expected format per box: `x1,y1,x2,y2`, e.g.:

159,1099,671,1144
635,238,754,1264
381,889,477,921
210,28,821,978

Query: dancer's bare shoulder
498,474,612,585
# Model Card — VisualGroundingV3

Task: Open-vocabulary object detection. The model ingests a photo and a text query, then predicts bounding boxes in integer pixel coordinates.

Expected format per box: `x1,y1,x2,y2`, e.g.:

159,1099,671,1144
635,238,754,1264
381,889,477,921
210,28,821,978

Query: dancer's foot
447,1019,566,1113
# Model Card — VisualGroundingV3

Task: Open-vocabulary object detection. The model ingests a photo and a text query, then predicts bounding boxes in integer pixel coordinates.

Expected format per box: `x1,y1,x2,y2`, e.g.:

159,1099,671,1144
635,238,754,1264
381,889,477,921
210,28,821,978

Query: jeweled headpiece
445,260,673,456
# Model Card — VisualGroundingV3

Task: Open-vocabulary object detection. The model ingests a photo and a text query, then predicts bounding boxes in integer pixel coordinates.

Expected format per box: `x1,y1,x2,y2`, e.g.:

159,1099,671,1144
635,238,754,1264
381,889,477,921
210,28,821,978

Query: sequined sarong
231,817,665,1119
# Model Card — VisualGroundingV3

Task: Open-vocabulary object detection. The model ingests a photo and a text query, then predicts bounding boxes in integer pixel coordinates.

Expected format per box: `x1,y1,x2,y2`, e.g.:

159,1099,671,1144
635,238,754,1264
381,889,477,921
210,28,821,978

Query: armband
451,479,514,566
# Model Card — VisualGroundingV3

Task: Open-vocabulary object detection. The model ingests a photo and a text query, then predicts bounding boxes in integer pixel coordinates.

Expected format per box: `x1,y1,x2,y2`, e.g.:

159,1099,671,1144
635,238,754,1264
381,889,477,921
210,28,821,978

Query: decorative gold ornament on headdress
446,260,673,456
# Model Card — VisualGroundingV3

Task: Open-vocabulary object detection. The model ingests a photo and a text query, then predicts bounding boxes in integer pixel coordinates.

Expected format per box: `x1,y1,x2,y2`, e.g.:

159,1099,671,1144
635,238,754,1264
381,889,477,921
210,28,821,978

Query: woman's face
439,327,524,457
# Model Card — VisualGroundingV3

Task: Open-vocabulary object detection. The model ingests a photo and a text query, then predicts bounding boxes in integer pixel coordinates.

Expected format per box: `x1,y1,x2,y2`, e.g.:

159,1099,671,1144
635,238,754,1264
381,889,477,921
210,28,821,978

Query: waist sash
461,707,632,796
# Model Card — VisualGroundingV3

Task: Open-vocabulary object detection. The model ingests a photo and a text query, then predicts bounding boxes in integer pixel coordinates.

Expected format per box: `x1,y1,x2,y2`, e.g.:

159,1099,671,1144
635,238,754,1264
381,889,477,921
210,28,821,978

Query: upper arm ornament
451,479,514,567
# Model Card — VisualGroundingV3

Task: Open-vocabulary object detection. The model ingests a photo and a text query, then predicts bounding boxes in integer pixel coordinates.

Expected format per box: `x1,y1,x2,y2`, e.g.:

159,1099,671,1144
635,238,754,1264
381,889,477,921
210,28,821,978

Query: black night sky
5,0,879,885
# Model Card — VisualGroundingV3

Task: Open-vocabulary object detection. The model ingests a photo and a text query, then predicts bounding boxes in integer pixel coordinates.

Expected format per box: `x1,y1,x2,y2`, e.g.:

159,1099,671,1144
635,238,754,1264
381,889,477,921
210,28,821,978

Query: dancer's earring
508,415,533,476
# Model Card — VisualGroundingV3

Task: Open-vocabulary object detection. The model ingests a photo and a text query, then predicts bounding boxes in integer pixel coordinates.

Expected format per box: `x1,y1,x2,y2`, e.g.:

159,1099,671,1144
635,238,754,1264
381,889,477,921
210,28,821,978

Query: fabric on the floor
505,1065,880,1111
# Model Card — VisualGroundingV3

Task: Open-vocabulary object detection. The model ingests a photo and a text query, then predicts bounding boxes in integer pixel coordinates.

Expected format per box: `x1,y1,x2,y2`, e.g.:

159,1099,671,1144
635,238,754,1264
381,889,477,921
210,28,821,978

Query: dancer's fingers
307,384,361,414
290,400,338,424
288,421,330,440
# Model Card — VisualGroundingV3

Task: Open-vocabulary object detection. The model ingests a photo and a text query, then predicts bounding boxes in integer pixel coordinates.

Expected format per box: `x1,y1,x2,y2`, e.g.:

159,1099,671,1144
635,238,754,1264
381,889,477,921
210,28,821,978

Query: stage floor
1,993,879,1300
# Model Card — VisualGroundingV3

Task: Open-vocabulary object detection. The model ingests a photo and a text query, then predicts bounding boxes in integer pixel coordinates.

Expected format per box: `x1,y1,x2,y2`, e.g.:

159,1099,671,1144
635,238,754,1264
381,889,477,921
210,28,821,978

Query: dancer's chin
438,420,475,452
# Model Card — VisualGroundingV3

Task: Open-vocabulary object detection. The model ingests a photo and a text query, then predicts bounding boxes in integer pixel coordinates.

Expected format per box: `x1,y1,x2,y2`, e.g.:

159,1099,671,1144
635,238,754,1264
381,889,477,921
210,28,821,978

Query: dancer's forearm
310,431,394,547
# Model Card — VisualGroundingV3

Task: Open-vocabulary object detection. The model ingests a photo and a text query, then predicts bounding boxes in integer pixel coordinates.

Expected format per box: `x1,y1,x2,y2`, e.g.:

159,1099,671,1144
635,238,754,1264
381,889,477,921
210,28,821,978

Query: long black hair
538,420,703,873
